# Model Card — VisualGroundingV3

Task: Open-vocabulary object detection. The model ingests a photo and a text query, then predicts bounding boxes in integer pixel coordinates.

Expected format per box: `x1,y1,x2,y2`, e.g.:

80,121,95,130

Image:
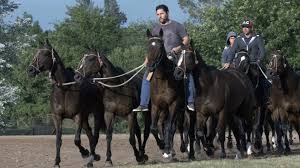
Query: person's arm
227,39,239,63
172,23,189,53
257,36,265,62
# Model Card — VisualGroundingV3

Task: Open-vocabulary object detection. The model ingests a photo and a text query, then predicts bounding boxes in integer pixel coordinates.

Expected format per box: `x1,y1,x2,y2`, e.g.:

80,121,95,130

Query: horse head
268,50,288,76
146,28,166,72
74,49,103,82
28,39,56,77
175,40,199,80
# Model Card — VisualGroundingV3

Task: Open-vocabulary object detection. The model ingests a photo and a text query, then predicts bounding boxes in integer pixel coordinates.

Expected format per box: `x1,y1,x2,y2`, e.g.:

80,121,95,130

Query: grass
124,155,300,168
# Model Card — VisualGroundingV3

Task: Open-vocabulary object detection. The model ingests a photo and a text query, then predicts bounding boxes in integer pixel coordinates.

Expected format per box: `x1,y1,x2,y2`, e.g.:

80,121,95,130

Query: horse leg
162,103,177,159
282,122,291,154
216,111,226,159
230,116,244,159
83,118,99,167
188,111,196,160
227,127,233,149
134,115,146,162
104,112,114,167
128,113,143,163
89,112,102,162
140,111,151,162
73,115,90,158
53,115,62,168
264,121,271,152
206,116,217,150
275,120,284,154
289,125,294,145
195,112,212,156
150,105,164,150
180,110,190,153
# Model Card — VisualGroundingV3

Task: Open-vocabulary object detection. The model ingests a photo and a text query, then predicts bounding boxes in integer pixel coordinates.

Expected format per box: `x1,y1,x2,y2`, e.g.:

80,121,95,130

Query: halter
147,37,165,71
30,48,56,77
76,52,102,78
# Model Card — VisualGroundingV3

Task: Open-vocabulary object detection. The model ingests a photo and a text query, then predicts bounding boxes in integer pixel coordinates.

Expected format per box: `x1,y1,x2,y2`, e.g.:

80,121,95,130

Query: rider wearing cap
227,20,265,63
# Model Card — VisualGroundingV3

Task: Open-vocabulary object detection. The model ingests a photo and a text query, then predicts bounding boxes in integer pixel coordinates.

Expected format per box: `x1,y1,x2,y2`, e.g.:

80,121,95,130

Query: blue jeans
140,70,195,107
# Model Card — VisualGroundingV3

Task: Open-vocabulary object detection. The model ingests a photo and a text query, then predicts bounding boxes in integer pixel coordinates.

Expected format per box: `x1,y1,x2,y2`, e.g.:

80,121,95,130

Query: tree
50,0,127,68
180,0,300,67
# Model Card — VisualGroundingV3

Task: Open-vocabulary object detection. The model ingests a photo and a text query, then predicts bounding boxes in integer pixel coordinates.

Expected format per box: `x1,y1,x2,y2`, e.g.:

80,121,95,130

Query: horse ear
159,28,163,38
146,29,152,38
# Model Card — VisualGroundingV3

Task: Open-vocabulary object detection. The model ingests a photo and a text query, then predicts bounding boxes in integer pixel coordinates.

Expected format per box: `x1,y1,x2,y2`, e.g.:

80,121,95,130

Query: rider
221,31,237,69
133,4,195,112
227,19,270,149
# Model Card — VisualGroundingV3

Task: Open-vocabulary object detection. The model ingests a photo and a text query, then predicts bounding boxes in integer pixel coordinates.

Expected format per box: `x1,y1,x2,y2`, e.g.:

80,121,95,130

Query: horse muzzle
173,67,185,80
27,66,39,77
74,72,83,83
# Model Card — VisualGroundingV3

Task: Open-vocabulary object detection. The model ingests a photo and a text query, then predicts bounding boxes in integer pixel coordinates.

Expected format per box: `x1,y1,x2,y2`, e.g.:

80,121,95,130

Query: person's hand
144,57,148,65
171,46,182,54
223,63,230,69
257,59,261,64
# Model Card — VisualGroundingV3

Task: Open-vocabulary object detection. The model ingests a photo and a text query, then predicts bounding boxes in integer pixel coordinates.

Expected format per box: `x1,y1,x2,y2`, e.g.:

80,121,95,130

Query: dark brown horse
74,50,150,166
146,29,188,159
267,50,300,154
27,40,105,168
176,44,257,159
234,50,275,152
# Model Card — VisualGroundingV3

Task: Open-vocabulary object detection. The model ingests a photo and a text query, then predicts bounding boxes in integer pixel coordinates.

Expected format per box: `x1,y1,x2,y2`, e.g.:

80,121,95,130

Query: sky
7,0,189,30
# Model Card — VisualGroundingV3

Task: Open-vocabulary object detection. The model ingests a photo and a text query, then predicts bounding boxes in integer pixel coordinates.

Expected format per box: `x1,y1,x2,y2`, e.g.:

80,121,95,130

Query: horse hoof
180,144,187,153
284,147,291,155
144,154,149,161
159,143,165,150
220,152,226,159
247,143,253,155
162,153,172,159
189,154,196,161
81,149,90,158
289,139,294,145
85,162,93,168
227,141,233,149
205,148,214,156
104,160,113,167
93,154,101,161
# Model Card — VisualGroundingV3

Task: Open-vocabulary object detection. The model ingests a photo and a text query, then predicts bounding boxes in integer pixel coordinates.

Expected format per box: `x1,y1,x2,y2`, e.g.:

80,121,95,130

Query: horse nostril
74,73,83,82
27,66,36,76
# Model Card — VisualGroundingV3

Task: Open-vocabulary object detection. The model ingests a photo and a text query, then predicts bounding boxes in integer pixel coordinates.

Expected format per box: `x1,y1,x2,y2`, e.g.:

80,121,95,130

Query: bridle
30,48,56,76
76,52,102,78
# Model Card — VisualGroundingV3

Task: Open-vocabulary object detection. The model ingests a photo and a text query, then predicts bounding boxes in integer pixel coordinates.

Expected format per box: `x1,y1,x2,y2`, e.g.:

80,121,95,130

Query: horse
175,44,257,159
146,29,192,160
74,50,150,166
267,50,300,154
27,39,105,168
234,49,275,152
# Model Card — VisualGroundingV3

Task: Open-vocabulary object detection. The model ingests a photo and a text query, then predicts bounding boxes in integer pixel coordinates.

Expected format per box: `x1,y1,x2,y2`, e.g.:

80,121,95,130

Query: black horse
27,40,105,168
176,44,257,159
74,50,150,166
267,50,300,154
146,29,191,160
234,49,275,152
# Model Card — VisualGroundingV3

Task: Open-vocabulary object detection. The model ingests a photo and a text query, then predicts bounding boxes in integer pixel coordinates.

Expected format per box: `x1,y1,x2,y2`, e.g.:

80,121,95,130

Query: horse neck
155,54,173,78
279,66,299,94
193,57,213,86
101,59,123,84
50,52,70,84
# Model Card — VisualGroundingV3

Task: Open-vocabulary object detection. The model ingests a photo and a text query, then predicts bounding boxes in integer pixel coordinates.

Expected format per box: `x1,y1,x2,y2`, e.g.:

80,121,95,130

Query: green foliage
181,0,300,67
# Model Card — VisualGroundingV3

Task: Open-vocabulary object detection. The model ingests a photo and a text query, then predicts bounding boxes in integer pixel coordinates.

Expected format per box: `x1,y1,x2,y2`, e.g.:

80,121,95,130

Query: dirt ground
0,133,300,168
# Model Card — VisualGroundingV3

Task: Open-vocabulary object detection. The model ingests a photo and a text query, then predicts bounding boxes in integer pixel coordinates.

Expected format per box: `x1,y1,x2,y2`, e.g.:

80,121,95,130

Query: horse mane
100,54,122,76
